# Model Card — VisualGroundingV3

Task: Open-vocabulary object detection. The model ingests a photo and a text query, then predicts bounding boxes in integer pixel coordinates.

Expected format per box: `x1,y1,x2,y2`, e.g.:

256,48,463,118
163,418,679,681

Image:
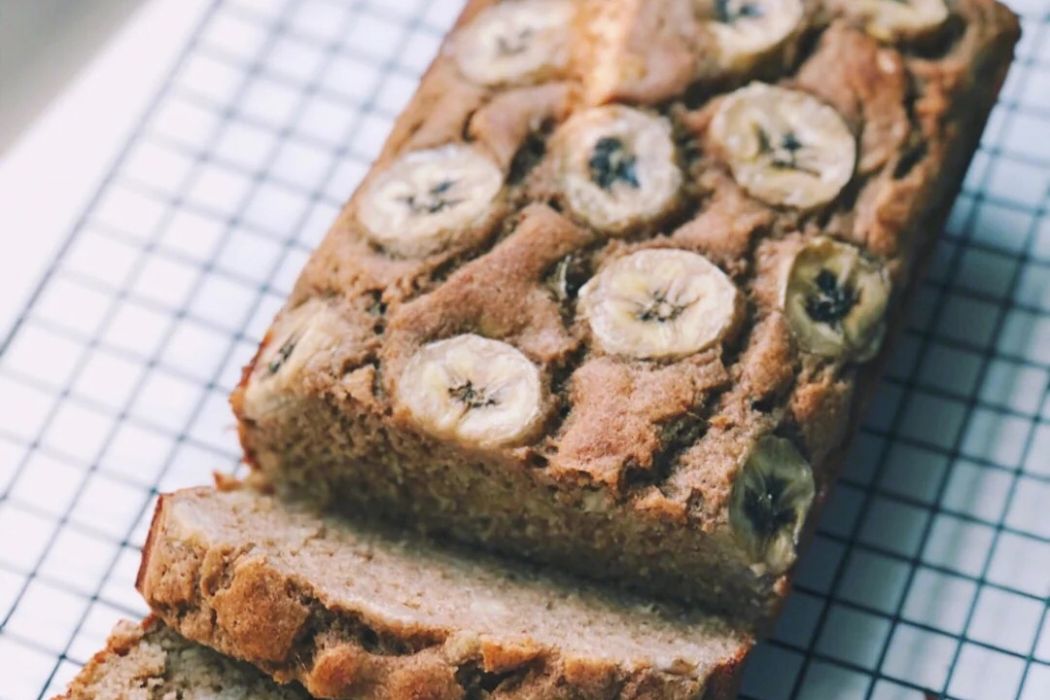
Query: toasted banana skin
708,82,857,210
357,145,503,258
397,334,545,448
453,0,576,87
697,0,805,73
828,0,950,42
780,237,892,361
729,435,816,577
553,105,683,233
579,249,742,360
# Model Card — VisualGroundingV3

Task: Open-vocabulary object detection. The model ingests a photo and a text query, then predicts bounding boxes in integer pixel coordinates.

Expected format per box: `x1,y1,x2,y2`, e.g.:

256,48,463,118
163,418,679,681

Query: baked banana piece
358,144,504,257
828,0,950,41
579,248,741,360
398,334,546,448
453,0,576,86
728,435,816,577
553,105,684,233
707,82,857,210
780,237,891,361
696,0,805,72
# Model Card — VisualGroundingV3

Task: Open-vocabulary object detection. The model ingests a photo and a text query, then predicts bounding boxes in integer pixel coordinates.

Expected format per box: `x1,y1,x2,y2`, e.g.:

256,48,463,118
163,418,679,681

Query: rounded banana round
829,0,949,41
453,0,576,86
709,82,856,210
397,334,545,448
729,435,816,577
553,106,683,234
242,300,345,419
579,249,741,360
780,237,891,361
358,145,503,257
696,0,804,71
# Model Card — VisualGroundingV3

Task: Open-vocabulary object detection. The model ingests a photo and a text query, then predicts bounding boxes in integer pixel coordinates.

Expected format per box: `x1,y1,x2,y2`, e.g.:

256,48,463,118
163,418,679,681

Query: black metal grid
0,1,1047,698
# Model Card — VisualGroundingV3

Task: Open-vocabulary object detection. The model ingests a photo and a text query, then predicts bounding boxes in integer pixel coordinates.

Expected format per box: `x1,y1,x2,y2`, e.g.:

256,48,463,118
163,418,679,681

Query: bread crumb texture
54,618,310,700
139,488,751,699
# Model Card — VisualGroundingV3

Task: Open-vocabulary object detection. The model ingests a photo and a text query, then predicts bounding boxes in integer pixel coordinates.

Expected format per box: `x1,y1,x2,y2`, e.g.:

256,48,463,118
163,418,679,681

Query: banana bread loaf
232,0,1019,618
54,617,310,700
137,487,750,700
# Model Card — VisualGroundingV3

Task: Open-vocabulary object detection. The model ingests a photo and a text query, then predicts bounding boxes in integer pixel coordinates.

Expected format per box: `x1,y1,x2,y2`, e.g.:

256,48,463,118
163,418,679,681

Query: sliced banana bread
54,617,309,700
232,0,1019,617
137,487,750,700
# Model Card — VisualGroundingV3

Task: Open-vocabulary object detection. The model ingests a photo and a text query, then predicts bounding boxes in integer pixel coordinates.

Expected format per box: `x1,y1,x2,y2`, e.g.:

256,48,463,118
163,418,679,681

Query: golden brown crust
54,617,310,700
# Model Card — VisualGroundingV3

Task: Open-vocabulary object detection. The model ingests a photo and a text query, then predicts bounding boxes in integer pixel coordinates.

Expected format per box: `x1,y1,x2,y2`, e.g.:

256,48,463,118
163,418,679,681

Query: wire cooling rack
0,0,1047,698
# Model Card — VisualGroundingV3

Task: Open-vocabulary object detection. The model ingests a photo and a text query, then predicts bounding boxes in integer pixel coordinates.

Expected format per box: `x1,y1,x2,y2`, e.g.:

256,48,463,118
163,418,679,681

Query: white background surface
0,1,1048,699
0,0,143,151
0,0,210,343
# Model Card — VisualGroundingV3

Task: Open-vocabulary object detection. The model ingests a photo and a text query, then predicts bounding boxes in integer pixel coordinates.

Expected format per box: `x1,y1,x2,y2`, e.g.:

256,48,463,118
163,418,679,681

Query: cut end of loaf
54,617,310,700
138,486,752,699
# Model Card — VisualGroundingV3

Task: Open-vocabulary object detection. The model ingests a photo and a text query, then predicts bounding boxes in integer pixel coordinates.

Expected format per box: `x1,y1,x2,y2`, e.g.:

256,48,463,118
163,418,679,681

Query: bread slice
54,617,309,699
137,487,750,699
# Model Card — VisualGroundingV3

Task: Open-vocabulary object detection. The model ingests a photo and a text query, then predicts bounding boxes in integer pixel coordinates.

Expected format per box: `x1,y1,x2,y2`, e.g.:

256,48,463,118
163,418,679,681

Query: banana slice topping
729,435,816,577
242,300,344,418
553,106,683,233
780,237,891,361
358,145,503,257
397,334,545,448
696,0,804,71
709,83,856,210
579,249,741,360
830,0,949,42
453,0,576,86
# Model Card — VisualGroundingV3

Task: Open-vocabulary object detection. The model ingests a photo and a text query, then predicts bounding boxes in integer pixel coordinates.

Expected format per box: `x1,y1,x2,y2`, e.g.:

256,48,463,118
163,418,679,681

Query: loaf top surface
55,618,309,700
143,486,751,680
234,0,1019,578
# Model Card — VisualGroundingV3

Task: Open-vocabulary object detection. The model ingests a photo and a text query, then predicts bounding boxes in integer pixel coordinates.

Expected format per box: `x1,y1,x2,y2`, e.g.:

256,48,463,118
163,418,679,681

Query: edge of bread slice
137,486,751,699
54,617,310,700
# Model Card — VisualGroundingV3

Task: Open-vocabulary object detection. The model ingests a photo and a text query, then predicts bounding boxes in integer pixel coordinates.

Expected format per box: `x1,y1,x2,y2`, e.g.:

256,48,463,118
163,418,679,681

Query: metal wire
0,1,1047,698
